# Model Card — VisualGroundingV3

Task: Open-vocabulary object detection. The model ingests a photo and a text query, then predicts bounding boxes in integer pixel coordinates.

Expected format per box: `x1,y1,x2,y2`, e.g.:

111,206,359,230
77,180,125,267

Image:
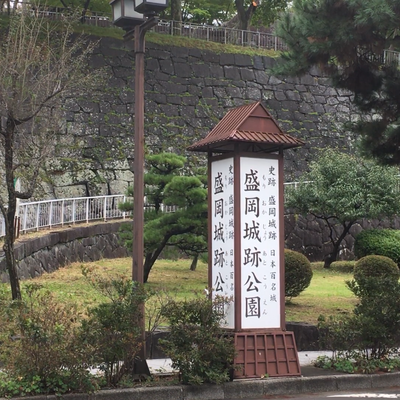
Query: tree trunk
323,222,354,269
143,253,153,283
170,0,181,36
80,0,91,24
4,230,20,300
143,237,171,282
234,0,259,31
323,253,336,269
4,118,21,300
190,254,198,271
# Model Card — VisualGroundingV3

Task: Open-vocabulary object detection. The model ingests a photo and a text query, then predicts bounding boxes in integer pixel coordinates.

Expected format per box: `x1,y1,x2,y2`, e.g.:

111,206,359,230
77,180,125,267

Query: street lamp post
110,0,168,374
130,16,158,285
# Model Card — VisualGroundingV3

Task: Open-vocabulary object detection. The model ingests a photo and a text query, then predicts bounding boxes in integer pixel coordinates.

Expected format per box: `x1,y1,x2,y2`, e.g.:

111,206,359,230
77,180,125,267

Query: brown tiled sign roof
188,102,305,153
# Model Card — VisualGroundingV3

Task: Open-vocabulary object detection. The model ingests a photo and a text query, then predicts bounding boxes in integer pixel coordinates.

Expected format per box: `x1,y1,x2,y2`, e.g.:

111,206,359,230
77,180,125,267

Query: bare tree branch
0,9,103,299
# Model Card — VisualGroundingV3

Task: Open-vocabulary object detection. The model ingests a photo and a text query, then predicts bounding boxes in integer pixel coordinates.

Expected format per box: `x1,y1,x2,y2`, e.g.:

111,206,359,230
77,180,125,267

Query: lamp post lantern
134,0,169,14
110,0,144,30
110,0,168,374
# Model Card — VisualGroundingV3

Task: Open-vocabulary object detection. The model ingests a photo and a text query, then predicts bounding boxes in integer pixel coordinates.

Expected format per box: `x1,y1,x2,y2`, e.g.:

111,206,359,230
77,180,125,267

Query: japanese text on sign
211,158,235,329
240,157,281,329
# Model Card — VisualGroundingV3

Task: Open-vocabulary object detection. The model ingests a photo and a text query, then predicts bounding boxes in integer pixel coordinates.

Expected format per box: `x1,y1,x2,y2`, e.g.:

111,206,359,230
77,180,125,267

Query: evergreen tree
119,153,207,282
273,0,400,165
285,149,400,268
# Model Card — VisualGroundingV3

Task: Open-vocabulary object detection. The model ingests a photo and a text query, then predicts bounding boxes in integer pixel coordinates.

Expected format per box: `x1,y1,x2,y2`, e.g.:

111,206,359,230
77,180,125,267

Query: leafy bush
80,270,148,386
160,294,236,385
0,284,96,396
0,271,168,396
317,315,359,354
285,249,313,299
314,354,357,374
347,277,400,358
354,229,400,266
353,255,400,285
317,276,400,371
314,352,400,374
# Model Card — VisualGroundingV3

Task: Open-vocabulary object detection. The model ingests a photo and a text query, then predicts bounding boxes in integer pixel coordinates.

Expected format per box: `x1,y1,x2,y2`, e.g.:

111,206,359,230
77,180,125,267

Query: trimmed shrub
330,261,355,273
285,249,313,299
319,259,400,363
318,274,400,360
353,255,400,284
354,229,400,266
344,277,400,359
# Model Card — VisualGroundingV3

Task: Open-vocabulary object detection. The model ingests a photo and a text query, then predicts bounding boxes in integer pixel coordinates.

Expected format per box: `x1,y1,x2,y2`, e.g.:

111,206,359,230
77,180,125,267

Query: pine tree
273,0,400,164
119,153,207,282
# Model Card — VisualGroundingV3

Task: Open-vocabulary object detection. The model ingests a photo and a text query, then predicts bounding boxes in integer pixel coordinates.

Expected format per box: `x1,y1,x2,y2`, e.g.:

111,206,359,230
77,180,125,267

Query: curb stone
335,374,373,391
2,372,400,400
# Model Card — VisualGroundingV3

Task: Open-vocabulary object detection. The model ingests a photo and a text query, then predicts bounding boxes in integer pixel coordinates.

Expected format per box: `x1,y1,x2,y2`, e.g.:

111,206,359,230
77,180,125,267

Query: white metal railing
4,4,400,58
154,20,288,51
0,194,180,239
284,177,400,191
283,181,311,189
0,4,287,51
0,3,112,26
0,195,128,238
384,49,400,65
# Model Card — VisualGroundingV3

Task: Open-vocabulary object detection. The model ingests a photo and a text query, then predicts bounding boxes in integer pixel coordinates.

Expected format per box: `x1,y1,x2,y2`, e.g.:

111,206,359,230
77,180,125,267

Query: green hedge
353,255,400,283
354,229,400,266
330,261,355,273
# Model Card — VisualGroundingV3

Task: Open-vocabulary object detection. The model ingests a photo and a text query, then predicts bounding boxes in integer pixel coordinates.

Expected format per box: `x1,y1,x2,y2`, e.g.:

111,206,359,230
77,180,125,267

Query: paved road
145,355,400,400
226,387,400,399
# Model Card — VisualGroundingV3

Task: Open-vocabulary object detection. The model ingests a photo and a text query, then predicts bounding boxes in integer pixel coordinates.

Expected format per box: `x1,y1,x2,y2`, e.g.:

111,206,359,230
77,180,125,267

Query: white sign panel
210,157,235,329
240,157,281,329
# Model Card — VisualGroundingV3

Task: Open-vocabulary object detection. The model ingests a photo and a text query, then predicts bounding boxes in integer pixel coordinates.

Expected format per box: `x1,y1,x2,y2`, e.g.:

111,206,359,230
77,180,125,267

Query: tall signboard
189,102,304,379
210,156,282,330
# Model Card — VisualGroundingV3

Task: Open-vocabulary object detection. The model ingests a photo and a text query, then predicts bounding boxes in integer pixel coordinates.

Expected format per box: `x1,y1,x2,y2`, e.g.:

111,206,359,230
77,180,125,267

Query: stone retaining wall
0,221,130,283
39,37,381,262
55,37,360,198
285,213,400,262
61,38,381,262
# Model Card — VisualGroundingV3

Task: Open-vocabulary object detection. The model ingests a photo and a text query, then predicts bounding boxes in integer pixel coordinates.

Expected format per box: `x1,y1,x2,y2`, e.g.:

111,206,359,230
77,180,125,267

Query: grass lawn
285,264,356,323
18,257,357,325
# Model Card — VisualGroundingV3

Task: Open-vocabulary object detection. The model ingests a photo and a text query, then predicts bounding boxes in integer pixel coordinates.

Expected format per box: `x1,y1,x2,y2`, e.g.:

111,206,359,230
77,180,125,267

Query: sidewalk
146,350,334,375
139,351,400,400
